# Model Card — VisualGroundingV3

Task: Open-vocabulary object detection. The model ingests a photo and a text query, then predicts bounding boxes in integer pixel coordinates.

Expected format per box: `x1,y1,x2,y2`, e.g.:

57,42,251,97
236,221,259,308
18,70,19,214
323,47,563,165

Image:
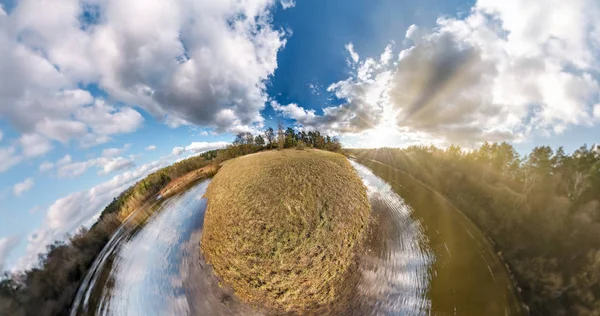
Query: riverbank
351,157,526,314
348,145,599,314
158,164,219,199
201,149,372,313
0,152,220,316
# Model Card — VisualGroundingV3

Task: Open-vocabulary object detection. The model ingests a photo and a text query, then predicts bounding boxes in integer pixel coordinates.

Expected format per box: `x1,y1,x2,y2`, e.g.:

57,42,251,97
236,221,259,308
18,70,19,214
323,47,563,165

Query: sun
366,124,400,148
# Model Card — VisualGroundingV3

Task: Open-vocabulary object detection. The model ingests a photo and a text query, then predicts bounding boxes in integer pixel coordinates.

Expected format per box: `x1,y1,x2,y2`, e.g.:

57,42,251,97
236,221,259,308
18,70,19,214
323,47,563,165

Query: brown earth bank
158,164,219,200
200,149,372,314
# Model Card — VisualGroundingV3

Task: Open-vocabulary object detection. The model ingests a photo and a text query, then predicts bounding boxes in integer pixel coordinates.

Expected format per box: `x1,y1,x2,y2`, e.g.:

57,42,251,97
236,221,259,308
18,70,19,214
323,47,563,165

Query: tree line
0,125,341,316
349,142,600,315
215,125,342,160
234,124,341,151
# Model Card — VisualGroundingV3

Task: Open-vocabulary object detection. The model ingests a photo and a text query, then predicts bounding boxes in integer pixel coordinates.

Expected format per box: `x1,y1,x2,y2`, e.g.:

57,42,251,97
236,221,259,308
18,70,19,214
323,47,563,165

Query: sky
0,0,599,271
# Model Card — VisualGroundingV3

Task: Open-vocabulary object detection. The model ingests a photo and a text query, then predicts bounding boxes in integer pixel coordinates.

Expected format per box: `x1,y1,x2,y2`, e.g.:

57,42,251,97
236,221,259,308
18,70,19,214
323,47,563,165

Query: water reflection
98,181,209,315
351,160,433,315
73,180,264,316
353,158,525,315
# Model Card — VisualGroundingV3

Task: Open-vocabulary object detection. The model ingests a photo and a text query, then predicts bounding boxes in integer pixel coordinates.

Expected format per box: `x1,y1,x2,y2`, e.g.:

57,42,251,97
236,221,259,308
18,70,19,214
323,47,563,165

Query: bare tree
264,127,275,148
277,121,285,149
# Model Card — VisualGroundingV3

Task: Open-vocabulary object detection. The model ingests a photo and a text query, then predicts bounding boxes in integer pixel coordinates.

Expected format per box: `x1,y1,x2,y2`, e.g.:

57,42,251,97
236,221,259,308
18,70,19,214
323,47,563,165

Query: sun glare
366,124,399,148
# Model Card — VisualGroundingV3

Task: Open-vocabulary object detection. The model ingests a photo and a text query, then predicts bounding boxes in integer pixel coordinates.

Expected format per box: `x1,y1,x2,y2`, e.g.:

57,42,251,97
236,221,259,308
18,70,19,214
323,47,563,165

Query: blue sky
1,0,599,270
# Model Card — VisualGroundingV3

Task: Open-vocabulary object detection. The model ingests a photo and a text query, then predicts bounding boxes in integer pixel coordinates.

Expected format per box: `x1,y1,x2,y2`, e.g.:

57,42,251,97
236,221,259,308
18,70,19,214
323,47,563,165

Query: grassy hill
200,149,371,313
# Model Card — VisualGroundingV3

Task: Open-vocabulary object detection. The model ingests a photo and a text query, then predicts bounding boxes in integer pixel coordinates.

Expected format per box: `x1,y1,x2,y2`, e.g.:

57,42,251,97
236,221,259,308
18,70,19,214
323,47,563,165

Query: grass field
200,149,371,313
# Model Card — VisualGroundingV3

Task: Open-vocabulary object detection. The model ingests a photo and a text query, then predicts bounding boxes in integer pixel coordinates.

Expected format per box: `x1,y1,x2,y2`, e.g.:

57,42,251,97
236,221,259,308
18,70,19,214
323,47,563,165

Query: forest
349,143,600,315
0,126,340,316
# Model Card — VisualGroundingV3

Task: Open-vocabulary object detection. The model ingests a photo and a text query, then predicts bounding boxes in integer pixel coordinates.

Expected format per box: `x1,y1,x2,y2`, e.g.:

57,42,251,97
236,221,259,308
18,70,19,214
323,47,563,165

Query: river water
71,161,525,315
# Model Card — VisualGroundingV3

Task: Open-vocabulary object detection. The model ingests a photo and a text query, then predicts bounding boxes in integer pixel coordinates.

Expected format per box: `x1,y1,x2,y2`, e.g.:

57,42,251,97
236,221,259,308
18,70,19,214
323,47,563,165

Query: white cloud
57,154,72,166
594,104,600,119
280,0,296,9
0,15,77,138
16,156,176,270
39,161,54,172
0,129,3,142
79,134,111,148
145,145,157,151
102,144,131,158
98,157,135,175
405,24,418,39
345,42,360,64
0,146,22,173
273,67,391,134
0,84,102,149
87,0,284,131
56,155,136,178
278,0,600,147
2,96,140,154
172,141,228,156
308,82,321,96
75,100,143,136
172,146,185,156
19,134,53,158
14,177,34,196
0,0,285,161
476,0,598,70
184,141,229,153
271,101,317,123
56,159,96,178
379,44,393,65
54,151,135,178
35,119,88,143
102,148,122,158
0,236,21,271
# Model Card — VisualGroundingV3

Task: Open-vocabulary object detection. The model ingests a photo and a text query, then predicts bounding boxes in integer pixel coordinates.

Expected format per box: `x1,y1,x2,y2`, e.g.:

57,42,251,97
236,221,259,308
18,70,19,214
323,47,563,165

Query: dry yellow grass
200,149,371,313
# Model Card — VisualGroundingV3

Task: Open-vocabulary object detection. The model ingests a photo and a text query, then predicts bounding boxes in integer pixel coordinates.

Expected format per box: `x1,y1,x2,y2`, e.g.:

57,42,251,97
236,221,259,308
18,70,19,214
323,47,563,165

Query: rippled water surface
72,161,524,315
351,161,433,315
353,158,525,315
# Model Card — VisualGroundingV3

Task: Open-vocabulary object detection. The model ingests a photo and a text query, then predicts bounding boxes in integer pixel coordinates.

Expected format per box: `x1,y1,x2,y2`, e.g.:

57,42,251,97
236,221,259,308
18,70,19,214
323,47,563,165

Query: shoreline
351,156,526,314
